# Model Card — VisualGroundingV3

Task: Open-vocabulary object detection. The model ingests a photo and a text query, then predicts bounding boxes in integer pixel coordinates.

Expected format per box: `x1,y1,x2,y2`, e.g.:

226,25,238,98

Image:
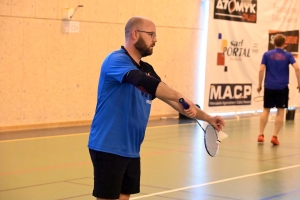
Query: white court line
0,132,89,143
3,113,263,143
0,123,194,143
131,164,300,199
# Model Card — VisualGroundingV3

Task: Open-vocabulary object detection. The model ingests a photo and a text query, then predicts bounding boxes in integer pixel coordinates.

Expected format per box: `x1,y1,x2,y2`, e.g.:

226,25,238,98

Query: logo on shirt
141,91,152,104
143,72,153,104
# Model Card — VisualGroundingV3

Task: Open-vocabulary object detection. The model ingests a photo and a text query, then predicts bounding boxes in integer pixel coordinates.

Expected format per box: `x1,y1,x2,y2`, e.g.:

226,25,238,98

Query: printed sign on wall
216,33,259,73
213,0,257,23
208,84,252,107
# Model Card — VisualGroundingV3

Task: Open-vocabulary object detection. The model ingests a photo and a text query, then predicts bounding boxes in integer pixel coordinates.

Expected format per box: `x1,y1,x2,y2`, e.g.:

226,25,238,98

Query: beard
134,37,154,57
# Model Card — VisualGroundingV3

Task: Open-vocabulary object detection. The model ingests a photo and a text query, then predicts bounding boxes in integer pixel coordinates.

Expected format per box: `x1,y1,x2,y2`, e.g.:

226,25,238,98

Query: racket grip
179,98,189,109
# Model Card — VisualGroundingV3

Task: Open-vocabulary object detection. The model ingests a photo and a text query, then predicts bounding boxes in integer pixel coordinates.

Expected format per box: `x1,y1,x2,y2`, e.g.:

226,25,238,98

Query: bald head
125,17,154,40
124,17,157,59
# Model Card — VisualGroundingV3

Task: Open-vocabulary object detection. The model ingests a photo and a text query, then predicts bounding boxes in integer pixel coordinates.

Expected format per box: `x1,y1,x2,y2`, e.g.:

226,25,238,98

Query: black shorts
89,149,140,199
264,87,289,108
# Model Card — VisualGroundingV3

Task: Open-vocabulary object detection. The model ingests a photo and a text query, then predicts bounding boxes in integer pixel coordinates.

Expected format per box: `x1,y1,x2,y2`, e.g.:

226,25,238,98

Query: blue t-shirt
261,48,296,90
88,47,160,158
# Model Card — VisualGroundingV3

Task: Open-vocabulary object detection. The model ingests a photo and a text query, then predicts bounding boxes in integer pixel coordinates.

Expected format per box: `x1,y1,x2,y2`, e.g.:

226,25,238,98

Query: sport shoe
271,136,280,145
258,134,264,142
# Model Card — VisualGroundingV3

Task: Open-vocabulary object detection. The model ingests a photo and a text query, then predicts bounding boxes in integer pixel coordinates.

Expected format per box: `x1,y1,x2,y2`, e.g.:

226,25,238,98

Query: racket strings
253,96,263,102
193,119,219,157
253,92,263,102
205,126,219,157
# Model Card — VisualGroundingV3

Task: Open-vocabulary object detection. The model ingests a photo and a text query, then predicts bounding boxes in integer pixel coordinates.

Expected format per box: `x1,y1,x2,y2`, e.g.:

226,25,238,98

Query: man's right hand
257,86,262,93
181,99,197,118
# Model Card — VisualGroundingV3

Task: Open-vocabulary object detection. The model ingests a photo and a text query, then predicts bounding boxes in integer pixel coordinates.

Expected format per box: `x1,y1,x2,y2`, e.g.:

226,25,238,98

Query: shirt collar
121,46,141,69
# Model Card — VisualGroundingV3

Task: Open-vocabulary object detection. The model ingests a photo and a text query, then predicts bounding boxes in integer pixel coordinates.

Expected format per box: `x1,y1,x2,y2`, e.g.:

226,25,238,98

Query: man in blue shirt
88,16,225,200
257,34,300,145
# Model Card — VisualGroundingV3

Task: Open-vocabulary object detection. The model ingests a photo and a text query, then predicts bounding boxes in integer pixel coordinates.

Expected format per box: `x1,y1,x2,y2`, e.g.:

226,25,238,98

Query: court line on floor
0,132,89,143
0,161,91,177
0,177,91,192
262,188,300,200
131,164,300,199
0,123,194,143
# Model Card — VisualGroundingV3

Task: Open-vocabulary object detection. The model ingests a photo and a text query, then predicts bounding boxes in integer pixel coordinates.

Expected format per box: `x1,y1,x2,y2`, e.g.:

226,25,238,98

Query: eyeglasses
136,30,156,39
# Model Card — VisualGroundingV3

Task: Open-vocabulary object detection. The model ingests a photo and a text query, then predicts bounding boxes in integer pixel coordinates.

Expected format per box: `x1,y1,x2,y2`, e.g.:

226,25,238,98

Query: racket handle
179,98,189,109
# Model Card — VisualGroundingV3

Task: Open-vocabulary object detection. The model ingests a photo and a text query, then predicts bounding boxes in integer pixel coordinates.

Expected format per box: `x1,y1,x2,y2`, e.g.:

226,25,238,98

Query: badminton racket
253,92,263,102
179,98,227,157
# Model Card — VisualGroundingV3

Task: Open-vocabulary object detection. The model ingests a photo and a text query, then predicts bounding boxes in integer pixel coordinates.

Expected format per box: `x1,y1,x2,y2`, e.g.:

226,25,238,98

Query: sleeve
105,53,137,83
289,53,296,65
261,52,267,65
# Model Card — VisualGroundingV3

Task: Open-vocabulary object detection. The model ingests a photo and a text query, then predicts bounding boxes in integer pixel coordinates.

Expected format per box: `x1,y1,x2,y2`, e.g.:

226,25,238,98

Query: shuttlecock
216,131,228,144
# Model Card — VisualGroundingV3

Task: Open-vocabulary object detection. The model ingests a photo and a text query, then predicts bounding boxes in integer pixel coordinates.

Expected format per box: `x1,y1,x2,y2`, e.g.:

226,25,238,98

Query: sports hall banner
204,0,300,113
213,0,257,23
208,83,252,107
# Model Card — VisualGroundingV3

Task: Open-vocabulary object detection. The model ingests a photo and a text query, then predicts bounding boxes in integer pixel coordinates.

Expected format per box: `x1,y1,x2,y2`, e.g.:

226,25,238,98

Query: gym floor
0,113,299,200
